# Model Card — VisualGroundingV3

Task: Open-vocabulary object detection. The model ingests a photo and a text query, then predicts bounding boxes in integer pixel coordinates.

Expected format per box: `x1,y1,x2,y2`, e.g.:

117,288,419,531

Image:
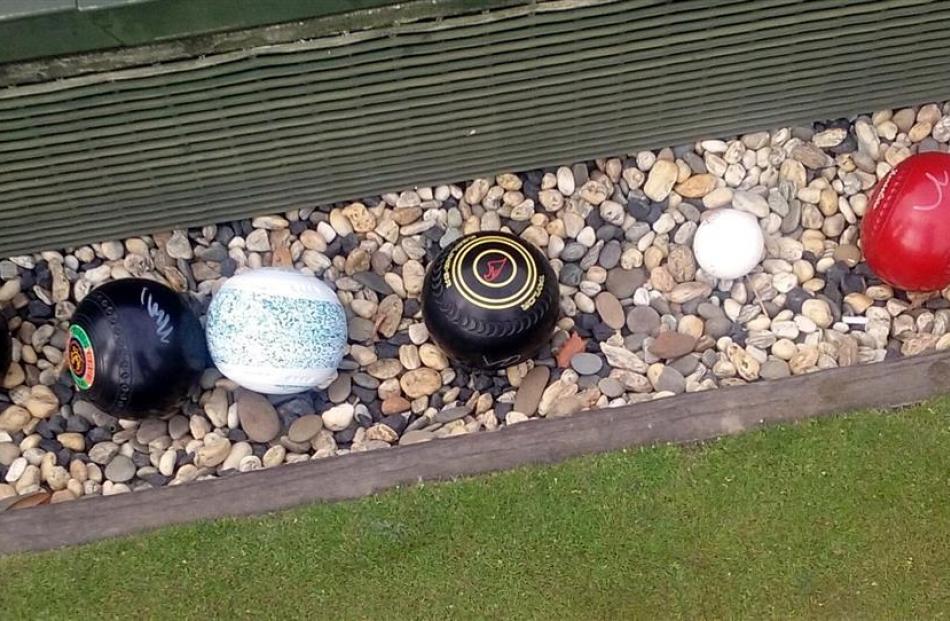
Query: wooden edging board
2,351,949,555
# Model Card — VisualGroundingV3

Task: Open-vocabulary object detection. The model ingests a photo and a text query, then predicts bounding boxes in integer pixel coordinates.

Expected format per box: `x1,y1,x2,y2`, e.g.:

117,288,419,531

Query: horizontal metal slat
11,82,948,256
0,0,874,130
2,10,944,183
1,1,938,158
0,0,948,255
2,38,947,209
0,0,913,125
4,65,948,239
0,0,793,110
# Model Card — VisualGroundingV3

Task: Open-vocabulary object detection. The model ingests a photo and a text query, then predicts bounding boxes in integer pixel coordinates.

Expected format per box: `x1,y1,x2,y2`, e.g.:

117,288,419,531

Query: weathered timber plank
1,351,948,555
0,0,528,83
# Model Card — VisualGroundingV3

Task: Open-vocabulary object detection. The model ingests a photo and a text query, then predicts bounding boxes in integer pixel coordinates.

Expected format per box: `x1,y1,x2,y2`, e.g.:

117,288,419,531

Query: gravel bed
3,102,950,503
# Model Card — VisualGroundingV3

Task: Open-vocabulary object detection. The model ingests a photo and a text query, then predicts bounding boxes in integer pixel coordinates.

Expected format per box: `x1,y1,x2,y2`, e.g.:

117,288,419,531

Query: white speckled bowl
205,268,347,394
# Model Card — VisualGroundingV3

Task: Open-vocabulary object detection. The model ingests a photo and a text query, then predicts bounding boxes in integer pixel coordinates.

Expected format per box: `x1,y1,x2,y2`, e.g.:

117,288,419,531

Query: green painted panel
0,0,948,255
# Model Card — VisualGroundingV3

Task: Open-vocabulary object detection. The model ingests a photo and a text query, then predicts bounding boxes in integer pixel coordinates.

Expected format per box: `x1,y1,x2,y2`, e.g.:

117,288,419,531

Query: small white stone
408,323,429,345
693,209,764,279
322,403,355,431
556,167,575,195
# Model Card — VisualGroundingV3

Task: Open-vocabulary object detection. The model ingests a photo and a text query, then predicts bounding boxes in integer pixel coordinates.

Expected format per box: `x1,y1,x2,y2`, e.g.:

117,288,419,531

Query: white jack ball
205,268,347,394
692,208,764,280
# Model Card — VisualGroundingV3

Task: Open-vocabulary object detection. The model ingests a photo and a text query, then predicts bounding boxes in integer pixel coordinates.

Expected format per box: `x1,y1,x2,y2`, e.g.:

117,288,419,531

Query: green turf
2,399,949,620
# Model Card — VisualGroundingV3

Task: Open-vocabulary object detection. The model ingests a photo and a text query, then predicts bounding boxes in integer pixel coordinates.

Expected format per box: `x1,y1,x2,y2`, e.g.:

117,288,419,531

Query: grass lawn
2,399,949,619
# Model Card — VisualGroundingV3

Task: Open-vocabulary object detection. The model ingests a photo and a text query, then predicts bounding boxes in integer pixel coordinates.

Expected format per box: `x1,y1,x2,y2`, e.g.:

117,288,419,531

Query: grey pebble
561,243,587,262
654,367,686,394
559,264,583,286
277,397,313,418
626,306,661,336
781,200,802,234
352,372,380,390
682,151,706,173
0,261,18,280
705,317,733,339
577,375,600,390
760,360,791,380
348,317,376,342
606,268,646,299
598,378,625,399
570,352,603,376
697,302,724,320
678,202,702,222
167,415,189,440
599,241,622,269
670,354,700,377
580,244,602,270
353,271,393,295
135,419,167,444
105,455,135,483
327,374,352,404
572,163,589,186
624,333,648,352
434,406,470,424
625,222,651,243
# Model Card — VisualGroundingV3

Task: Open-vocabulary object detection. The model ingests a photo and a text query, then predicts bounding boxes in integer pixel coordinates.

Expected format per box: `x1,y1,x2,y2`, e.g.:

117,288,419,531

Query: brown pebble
287,415,324,443
399,368,441,399
1,490,50,512
833,244,862,267
648,332,698,359
50,489,77,504
594,292,625,330
605,268,646,299
236,390,281,443
382,396,411,415
513,366,551,416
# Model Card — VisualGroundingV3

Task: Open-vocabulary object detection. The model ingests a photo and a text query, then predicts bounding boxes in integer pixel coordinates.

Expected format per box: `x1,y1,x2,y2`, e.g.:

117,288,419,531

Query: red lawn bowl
861,151,950,292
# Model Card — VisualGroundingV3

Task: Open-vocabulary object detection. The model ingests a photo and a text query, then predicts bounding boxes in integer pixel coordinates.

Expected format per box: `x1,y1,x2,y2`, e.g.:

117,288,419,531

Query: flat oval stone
648,332,698,359
598,377,625,398
594,292,625,330
513,366,550,416
236,390,281,443
626,306,661,336
434,406,470,424
399,430,434,446
570,352,603,376
605,268,646,299
599,241,622,269
104,455,135,483
760,360,791,380
653,366,686,393
327,373,351,404
287,415,324,443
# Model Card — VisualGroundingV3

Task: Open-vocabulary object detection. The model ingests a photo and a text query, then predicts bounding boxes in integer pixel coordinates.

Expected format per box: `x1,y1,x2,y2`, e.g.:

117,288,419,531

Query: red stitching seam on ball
865,165,908,241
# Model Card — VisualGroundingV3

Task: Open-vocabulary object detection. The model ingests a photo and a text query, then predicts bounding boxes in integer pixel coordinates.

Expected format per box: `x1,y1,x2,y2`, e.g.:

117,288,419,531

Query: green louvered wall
1,0,949,256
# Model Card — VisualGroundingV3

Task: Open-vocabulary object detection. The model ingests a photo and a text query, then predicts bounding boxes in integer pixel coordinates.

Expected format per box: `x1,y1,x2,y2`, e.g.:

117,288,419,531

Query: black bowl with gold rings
422,231,559,369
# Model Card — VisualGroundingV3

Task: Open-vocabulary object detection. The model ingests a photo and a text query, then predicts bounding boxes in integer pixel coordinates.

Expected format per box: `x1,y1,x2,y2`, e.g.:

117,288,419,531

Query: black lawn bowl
67,279,207,418
422,232,559,369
